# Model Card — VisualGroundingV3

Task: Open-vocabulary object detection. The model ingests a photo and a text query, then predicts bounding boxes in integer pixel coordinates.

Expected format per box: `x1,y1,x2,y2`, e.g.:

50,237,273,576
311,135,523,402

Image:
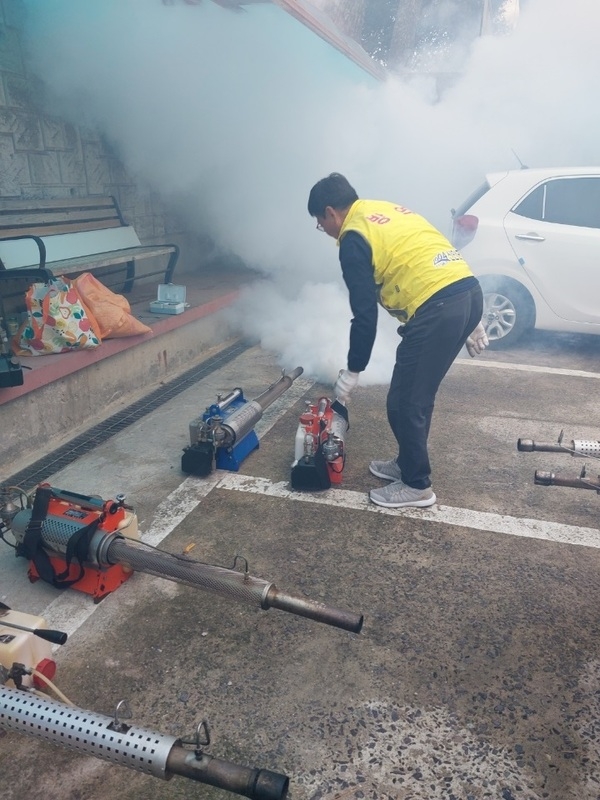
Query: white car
451,166,600,347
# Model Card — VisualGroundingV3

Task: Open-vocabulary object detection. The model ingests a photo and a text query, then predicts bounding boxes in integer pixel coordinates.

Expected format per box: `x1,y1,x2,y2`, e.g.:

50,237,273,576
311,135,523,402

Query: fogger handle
264,587,363,633
0,620,67,645
33,628,68,645
0,603,67,645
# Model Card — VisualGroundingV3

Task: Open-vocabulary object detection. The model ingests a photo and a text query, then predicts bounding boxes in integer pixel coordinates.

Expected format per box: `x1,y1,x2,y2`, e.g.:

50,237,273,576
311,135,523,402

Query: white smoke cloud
21,0,600,383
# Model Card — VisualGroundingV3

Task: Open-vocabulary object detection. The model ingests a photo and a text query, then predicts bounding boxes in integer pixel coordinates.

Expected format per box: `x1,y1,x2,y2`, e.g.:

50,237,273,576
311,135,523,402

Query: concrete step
0,267,253,481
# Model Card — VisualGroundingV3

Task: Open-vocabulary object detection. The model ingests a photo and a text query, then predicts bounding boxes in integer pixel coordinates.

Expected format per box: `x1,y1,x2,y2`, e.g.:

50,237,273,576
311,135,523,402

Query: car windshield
452,181,490,217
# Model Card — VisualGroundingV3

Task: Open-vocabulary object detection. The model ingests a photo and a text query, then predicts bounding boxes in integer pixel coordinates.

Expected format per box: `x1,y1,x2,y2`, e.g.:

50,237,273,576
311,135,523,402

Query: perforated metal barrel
11,509,111,567
107,539,272,607
0,684,175,778
106,541,362,631
573,440,600,457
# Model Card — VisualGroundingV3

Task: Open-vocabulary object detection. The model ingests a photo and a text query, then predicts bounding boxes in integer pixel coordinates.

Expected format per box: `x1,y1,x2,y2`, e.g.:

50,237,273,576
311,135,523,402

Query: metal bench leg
123,259,136,293
164,245,180,284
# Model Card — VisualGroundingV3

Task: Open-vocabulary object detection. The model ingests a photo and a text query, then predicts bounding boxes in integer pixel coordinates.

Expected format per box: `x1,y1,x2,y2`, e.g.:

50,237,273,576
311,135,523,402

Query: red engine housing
27,488,136,603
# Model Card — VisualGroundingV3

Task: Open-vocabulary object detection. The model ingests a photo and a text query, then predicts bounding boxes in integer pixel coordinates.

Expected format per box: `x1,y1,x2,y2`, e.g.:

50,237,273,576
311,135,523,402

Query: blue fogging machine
181,367,304,477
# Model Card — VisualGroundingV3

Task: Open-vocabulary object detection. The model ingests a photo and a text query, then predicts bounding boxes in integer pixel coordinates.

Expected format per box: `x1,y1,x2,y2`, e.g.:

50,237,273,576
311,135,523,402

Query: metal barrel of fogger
9,513,363,633
518,439,600,457
534,470,600,491
0,685,288,800
219,367,304,447
105,538,363,633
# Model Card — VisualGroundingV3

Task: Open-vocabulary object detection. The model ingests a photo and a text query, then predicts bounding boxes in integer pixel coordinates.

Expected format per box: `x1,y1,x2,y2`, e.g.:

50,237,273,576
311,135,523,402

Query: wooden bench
0,196,180,294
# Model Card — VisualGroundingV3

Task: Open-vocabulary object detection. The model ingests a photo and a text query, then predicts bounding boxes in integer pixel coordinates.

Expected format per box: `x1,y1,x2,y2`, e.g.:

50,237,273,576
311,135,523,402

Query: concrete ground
2,331,600,800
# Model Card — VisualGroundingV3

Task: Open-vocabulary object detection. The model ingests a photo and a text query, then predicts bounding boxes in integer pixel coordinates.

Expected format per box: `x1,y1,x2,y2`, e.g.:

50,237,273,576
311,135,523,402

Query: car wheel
480,281,535,348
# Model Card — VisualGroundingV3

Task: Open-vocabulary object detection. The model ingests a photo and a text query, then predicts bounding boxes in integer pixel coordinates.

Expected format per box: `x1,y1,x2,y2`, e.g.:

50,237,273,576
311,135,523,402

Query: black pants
386,282,483,489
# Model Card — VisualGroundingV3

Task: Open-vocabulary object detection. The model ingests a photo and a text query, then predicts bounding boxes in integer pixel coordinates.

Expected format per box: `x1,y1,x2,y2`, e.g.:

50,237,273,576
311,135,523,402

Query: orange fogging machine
3,485,140,601
1,484,362,633
291,398,349,491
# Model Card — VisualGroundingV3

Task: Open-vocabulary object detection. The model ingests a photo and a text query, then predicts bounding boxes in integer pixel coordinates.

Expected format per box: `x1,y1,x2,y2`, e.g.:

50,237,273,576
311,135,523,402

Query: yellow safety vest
338,199,474,321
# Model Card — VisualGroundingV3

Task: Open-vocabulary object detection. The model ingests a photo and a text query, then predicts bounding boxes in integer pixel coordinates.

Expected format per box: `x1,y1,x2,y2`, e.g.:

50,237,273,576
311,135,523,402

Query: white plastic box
149,283,186,315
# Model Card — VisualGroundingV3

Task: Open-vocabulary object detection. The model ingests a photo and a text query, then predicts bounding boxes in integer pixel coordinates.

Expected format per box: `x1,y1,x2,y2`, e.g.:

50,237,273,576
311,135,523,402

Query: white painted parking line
455,356,600,379
217,472,600,550
142,474,223,547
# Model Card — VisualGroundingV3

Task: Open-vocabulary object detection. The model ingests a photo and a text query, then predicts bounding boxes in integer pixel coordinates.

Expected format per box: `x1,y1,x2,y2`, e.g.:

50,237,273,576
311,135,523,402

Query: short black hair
307,173,359,217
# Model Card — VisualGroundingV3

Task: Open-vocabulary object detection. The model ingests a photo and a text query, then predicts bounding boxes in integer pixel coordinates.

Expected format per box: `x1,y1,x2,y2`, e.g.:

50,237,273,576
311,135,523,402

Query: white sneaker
369,480,436,509
369,458,403,481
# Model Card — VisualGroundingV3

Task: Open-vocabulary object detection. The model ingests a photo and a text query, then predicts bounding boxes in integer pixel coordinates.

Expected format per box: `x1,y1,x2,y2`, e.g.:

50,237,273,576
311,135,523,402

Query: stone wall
0,0,191,252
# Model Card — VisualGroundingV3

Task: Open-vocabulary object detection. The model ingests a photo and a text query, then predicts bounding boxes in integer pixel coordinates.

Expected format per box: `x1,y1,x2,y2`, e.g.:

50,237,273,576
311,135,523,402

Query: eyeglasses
316,221,324,232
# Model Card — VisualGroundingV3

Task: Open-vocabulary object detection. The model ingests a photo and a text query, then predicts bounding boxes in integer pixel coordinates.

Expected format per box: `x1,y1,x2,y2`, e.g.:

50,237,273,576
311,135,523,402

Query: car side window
513,177,600,228
544,178,600,228
513,185,544,220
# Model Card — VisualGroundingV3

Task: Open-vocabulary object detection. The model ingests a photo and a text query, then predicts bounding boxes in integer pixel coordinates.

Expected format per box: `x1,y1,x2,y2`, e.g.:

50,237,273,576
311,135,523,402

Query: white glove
334,369,360,402
465,321,489,357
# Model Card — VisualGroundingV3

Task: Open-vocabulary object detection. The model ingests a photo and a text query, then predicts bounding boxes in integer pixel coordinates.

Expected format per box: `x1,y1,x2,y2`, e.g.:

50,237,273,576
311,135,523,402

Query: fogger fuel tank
0,608,60,689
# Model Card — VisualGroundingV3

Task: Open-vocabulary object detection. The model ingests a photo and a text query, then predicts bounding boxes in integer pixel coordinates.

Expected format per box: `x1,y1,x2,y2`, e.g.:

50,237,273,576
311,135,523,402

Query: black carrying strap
16,485,101,589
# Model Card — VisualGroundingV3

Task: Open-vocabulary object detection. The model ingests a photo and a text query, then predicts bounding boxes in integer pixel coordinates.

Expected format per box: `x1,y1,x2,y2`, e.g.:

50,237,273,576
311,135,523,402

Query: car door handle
515,233,545,242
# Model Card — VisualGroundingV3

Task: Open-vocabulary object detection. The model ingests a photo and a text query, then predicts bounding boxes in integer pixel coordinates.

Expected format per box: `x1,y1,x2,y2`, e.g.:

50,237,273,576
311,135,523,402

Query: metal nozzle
534,470,600,491
167,748,289,799
517,438,570,453
518,437,600,458
264,586,363,633
252,367,304,412
517,438,535,452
